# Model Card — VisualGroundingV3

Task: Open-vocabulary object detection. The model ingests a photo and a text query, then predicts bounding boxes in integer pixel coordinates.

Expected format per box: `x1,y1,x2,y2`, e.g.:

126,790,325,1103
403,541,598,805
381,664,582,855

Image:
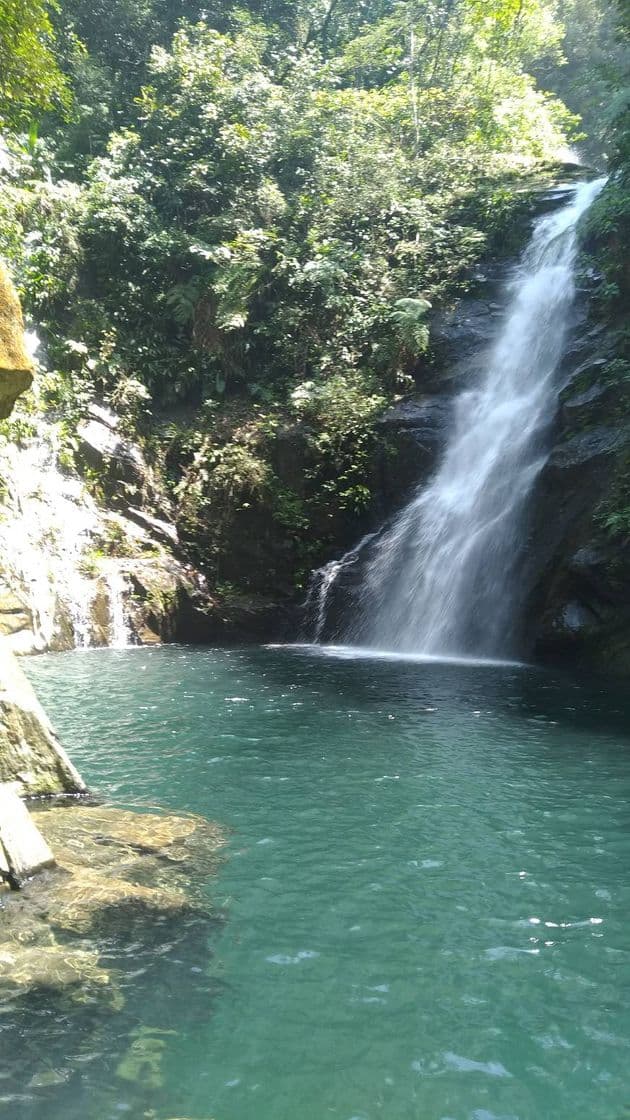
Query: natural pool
7,644,630,1120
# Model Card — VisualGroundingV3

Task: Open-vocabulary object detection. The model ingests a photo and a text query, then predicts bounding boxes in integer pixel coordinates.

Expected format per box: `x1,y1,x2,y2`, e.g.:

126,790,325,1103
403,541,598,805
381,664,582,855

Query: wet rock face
431,295,506,384
0,264,33,418
375,395,453,508
519,303,630,673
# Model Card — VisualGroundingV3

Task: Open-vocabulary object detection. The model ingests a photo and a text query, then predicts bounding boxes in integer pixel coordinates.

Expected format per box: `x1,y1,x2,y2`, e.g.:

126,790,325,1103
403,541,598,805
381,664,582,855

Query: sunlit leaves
0,0,69,128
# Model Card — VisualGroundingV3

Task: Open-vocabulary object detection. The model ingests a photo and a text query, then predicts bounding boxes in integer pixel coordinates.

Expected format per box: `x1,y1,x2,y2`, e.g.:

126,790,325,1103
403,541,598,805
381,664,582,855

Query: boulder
0,264,33,418
0,643,86,797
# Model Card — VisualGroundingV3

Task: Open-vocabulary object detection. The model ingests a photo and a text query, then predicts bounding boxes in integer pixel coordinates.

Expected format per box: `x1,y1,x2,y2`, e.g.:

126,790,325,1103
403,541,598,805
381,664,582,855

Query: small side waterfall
104,565,133,649
0,417,136,651
0,420,101,649
302,533,377,641
309,179,605,659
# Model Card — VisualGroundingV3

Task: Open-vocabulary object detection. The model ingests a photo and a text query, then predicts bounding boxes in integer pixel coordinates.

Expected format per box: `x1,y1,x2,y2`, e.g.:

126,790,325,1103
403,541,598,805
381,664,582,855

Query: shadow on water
248,642,630,745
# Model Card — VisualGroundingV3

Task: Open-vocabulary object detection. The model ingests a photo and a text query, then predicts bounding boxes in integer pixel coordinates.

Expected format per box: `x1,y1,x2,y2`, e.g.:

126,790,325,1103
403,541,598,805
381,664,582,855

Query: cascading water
104,564,133,649
0,417,101,650
0,403,137,650
302,532,377,642
313,179,605,659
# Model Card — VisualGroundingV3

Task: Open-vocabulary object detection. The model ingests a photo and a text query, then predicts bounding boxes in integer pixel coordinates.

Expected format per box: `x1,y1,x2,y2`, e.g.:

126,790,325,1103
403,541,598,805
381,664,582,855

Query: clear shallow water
11,645,630,1120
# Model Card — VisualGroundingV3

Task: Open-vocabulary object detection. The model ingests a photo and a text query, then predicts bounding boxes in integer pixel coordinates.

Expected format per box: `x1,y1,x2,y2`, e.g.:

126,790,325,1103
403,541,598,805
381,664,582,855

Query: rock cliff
522,304,630,674
0,644,85,798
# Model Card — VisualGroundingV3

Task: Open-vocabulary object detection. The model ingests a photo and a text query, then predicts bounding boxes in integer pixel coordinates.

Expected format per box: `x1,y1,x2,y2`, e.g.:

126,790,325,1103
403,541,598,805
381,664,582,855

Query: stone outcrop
0,643,86,798
0,264,33,418
519,307,630,673
77,402,165,512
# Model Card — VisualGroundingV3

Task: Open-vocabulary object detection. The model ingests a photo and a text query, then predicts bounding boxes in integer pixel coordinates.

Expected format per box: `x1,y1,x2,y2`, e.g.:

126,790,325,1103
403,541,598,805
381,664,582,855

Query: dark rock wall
296,189,630,676
522,304,630,673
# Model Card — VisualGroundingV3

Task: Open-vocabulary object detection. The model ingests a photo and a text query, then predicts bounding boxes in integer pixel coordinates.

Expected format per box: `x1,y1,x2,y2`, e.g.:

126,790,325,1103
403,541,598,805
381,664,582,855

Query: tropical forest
0,0,629,1117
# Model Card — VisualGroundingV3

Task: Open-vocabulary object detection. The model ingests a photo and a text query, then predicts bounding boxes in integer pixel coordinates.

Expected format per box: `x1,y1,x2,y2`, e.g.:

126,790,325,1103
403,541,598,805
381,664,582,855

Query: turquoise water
9,644,630,1120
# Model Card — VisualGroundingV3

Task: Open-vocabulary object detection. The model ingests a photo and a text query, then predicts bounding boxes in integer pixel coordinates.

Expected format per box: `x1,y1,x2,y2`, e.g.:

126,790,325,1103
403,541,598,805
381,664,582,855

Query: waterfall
325,179,605,658
0,415,139,651
105,565,133,649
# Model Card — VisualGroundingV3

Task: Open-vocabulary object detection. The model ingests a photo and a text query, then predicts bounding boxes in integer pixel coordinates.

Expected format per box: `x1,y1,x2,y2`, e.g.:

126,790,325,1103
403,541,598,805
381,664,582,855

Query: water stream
0,419,101,649
104,564,134,648
311,180,605,658
303,532,377,642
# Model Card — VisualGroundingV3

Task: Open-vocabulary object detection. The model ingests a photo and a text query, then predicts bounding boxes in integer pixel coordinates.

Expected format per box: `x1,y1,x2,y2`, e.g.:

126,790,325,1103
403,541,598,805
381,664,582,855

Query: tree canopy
0,0,69,129
0,0,627,590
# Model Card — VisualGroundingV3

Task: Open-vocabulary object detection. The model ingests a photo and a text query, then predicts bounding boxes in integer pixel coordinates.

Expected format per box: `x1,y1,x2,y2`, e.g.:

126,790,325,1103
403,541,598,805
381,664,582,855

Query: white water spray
330,180,605,658
303,532,377,642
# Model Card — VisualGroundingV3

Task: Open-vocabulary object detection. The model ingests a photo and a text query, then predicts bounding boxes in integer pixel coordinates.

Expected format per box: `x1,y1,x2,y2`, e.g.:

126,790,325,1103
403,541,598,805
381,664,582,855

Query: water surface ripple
14,645,630,1120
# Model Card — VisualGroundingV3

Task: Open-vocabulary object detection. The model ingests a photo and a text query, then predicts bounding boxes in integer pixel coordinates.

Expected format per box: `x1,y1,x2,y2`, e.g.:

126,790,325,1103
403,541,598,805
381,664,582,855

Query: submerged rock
0,943,112,999
0,802,225,1002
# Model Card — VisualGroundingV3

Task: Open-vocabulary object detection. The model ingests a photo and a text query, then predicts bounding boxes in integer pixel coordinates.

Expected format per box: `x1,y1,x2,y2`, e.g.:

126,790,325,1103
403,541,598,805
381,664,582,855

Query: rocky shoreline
0,632,227,1026
0,799,225,1000
0,266,227,1046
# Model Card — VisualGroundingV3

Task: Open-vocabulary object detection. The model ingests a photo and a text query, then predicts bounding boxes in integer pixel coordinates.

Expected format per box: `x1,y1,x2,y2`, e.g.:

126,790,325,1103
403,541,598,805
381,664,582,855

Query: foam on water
271,642,526,668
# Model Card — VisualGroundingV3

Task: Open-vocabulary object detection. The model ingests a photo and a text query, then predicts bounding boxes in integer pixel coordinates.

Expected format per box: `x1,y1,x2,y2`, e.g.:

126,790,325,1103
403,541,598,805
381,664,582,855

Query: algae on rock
0,264,33,419
0,801,225,1002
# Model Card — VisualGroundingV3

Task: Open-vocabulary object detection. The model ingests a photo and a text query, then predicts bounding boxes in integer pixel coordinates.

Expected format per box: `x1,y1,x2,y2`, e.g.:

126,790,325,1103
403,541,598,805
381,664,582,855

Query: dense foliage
0,0,69,130
0,0,627,596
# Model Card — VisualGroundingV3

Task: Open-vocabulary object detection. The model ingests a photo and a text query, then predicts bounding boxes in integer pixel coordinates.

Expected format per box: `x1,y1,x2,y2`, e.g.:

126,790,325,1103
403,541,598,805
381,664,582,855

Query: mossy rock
0,646,86,797
0,802,225,1005
0,264,33,419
